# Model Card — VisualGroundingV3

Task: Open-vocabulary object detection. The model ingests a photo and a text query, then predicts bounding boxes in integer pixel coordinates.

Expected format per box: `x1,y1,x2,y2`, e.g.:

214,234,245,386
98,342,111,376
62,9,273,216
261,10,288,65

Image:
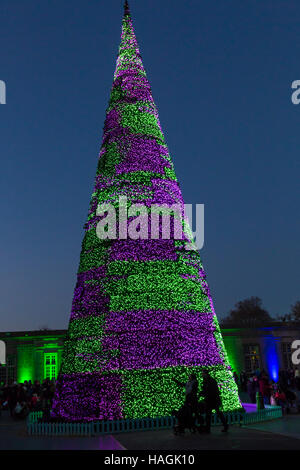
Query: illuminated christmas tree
51,0,241,421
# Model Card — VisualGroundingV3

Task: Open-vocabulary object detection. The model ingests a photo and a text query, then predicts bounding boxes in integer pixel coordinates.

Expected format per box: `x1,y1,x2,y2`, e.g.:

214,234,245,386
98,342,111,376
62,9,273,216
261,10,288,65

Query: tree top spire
124,0,130,16
114,0,145,80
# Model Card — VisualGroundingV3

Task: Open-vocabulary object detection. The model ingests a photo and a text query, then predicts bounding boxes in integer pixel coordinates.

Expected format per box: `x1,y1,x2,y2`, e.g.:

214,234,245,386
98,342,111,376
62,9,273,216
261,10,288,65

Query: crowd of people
236,368,300,413
0,379,56,419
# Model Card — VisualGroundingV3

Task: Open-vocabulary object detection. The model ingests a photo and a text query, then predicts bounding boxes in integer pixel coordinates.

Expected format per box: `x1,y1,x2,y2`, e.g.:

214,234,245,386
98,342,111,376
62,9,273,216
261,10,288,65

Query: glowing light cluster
51,1,241,421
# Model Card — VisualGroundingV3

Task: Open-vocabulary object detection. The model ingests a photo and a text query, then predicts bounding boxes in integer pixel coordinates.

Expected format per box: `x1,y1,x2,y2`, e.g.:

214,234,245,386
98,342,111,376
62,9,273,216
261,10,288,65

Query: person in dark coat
200,370,228,433
259,373,271,405
233,372,239,387
173,374,204,430
240,371,247,392
247,376,257,403
8,383,18,417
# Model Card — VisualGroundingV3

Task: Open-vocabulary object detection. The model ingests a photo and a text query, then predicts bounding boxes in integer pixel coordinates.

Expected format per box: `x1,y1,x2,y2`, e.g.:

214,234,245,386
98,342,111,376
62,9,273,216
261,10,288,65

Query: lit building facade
0,323,299,385
0,330,65,385
222,323,300,380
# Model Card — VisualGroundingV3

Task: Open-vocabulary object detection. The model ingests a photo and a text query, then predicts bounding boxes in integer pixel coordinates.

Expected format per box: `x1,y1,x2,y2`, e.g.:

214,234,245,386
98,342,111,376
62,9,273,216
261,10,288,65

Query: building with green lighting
0,330,65,385
0,323,299,385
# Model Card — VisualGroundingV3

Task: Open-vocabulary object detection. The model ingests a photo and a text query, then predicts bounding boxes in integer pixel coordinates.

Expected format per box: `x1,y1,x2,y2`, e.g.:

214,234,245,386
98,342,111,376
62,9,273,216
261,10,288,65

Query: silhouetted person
259,373,271,405
174,374,204,429
200,370,228,433
233,372,239,387
240,371,247,392
247,377,257,403
8,383,18,417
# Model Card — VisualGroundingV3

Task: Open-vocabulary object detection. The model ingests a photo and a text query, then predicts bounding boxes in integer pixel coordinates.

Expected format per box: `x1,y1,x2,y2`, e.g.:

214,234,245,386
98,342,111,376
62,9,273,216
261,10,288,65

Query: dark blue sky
0,0,299,331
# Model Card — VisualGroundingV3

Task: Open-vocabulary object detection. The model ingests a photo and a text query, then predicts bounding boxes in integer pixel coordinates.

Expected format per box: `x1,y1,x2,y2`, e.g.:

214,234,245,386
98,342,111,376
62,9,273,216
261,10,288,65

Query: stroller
173,401,205,435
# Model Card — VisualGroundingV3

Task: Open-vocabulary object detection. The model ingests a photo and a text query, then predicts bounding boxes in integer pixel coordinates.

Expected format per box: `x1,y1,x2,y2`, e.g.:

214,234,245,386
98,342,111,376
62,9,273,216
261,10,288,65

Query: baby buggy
173,401,205,435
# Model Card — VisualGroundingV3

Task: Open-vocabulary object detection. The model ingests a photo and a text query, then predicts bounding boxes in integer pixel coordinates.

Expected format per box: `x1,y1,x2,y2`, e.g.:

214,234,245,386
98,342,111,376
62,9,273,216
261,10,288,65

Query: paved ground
115,420,300,450
246,414,300,440
0,411,125,450
1,411,300,450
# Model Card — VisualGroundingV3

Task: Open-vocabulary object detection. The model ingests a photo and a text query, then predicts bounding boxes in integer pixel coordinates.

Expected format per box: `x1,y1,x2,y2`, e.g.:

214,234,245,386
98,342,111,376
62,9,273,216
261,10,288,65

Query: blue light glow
264,336,279,382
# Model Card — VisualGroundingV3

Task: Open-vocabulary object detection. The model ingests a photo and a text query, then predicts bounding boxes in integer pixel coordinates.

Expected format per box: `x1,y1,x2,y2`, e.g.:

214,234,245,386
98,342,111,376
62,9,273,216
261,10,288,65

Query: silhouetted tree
277,301,300,323
38,325,51,331
222,297,273,327
291,301,300,321
277,313,292,323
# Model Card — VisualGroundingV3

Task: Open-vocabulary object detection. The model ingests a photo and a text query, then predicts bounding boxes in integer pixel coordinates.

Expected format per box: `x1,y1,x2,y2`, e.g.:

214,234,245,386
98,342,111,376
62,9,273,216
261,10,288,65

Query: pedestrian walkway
1,410,300,450
115,421,300,450
0,411,125,450
246,414,300,440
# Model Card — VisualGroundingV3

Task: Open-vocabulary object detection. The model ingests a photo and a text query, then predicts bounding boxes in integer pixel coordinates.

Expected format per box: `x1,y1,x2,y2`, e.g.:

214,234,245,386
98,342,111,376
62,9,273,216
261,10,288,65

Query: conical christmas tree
51,1,241,421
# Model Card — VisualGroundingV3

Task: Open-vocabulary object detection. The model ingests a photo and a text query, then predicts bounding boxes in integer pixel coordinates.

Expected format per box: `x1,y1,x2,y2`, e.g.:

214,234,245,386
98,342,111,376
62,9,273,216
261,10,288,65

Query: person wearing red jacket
275,388,287,411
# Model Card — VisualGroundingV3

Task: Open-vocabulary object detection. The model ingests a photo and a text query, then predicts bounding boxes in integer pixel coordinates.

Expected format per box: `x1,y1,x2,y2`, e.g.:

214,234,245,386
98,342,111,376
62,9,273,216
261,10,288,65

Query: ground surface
0,411,300,450
115,417,300,450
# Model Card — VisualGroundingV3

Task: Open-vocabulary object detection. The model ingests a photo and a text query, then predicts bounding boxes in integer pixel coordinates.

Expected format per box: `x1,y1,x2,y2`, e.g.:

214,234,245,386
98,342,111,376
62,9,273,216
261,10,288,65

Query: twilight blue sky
0,0,299,331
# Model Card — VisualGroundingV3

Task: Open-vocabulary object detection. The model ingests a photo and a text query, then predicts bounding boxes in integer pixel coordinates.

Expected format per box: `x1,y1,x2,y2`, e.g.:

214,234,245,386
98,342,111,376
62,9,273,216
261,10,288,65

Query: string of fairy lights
51,2,241,422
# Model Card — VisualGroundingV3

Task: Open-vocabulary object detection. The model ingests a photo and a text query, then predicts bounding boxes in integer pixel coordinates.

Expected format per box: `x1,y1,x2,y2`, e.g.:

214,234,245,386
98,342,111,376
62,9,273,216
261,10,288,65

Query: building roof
0,330,66,339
